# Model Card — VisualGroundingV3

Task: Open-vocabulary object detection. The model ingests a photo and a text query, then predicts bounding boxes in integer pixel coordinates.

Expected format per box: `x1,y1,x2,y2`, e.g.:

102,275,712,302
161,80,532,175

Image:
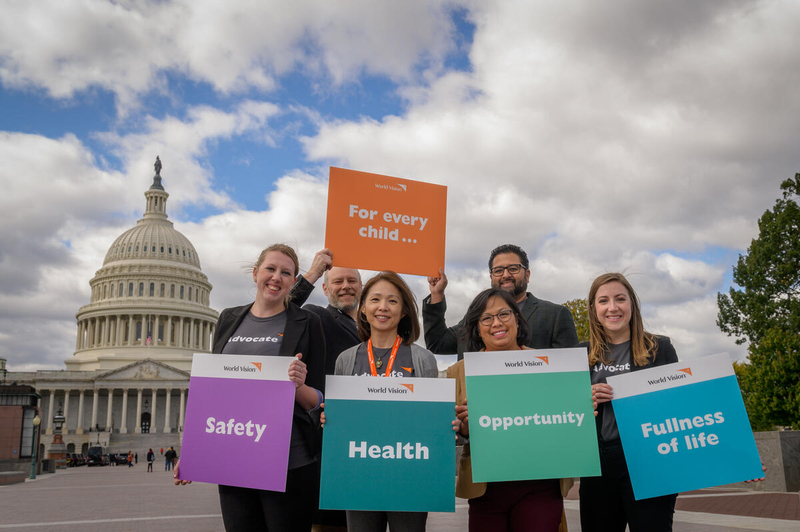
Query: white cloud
0,0,462,114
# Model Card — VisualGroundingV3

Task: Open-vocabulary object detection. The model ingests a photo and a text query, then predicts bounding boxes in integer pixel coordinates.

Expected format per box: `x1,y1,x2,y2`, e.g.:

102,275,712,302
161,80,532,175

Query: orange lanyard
367,336,402,377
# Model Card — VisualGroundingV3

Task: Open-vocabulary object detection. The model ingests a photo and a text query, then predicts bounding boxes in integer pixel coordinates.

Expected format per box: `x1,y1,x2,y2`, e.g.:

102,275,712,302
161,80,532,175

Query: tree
563,298,590,343
718,173,800,429
717,173,800,345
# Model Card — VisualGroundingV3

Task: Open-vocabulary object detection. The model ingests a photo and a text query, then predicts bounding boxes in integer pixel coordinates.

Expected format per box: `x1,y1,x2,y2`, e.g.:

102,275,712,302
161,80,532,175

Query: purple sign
177,354,296,491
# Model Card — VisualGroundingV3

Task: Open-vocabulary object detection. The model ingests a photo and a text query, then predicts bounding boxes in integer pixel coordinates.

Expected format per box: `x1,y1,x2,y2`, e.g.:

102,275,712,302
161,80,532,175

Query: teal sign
465,348,600,482
319,376,455,512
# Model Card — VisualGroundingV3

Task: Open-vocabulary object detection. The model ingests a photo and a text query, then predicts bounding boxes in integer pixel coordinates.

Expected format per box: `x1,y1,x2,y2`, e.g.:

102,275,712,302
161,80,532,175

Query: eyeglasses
490,264,525,277
478,309,515,326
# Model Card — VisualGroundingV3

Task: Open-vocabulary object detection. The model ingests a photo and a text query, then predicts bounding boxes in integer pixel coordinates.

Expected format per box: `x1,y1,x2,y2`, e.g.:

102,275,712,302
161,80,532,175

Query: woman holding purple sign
579,272,679,532
174,243,326,532
450,288,569,532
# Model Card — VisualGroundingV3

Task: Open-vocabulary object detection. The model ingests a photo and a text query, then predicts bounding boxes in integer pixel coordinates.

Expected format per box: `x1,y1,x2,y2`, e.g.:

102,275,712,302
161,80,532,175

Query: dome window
139,282,144,297
169,247,172,254
161,246,165,253
170,284,175,298
144,245,148,253
188,286,192,301
128,283,134,297
160,283,165,297
135,245,139,252
149,283,155,297
152,245,156,252
180,286,184,299
128,245,132,253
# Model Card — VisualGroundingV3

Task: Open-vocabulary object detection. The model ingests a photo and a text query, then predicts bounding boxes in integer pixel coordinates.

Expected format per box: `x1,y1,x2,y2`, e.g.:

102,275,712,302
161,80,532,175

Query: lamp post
29,415,41,479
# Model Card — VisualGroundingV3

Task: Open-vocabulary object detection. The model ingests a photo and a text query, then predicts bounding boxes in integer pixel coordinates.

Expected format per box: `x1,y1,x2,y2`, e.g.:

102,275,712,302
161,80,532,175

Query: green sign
464,348,600,482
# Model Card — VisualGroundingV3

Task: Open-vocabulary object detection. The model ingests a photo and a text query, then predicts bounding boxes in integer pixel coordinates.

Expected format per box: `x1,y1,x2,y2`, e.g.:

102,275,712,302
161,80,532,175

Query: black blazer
423,291,579,357
289,275,361,376
212,302,326,455
580,336,678,442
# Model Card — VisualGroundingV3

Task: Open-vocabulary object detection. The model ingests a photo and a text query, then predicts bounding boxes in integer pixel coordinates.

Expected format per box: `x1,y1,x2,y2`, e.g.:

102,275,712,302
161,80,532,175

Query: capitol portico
9,158,218,455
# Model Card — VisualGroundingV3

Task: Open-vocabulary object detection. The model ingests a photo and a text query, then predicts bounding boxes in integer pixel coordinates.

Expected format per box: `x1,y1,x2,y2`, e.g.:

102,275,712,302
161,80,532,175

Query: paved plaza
1,466,798,531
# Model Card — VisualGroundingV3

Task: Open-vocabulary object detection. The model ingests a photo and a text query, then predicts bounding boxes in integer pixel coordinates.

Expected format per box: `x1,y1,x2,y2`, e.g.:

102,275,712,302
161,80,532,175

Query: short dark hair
488,244,529,270
357,271,420,345
459,288,530,352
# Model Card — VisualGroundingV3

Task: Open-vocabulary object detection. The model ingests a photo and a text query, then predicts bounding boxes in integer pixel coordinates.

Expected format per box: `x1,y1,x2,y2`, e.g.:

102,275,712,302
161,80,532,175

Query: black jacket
212,302,326,455
423,291,579,357
289,275,361,377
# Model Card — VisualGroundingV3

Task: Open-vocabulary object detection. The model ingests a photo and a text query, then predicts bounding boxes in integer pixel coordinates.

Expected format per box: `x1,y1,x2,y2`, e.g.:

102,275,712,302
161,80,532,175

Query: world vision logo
535,356,549,365
374,182,407,193
250,362,262,372
677,367,692,376
400,383,414,393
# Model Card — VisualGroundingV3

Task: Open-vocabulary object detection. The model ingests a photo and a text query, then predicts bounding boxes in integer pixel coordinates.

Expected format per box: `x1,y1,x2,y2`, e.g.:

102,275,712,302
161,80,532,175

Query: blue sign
609,353,763,500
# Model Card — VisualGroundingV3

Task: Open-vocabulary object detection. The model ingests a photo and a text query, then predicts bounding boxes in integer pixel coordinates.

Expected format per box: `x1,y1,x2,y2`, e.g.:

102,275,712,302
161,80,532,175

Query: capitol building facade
11,159,218,454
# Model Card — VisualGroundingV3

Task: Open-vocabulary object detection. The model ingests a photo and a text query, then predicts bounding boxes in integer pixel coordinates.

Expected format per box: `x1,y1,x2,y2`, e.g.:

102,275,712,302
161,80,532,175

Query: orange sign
324,167,447,277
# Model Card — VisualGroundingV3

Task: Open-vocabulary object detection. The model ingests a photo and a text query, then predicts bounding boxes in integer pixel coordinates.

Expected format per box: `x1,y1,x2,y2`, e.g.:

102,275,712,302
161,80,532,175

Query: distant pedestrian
127,451,133,468
164,447,176,471
160,447,164,455
147,449,154,472
134,452,138,464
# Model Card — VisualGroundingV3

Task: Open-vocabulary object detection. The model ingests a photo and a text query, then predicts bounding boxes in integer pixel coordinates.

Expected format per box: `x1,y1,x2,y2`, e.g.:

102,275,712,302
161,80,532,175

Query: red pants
468,478,563,532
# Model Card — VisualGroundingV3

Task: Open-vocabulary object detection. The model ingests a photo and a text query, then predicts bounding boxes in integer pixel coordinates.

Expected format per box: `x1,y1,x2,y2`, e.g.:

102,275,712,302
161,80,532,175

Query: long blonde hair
587,272,657,367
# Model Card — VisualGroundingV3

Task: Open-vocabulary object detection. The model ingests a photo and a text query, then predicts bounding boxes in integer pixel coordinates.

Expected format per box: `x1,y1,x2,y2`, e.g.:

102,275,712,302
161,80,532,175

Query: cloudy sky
1,0,797,371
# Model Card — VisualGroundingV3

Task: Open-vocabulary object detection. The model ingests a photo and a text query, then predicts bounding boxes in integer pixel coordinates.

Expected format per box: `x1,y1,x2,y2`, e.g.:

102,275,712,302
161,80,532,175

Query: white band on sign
607,353,734,400
325,375,454,403
190,353,292,381
463,348,589,377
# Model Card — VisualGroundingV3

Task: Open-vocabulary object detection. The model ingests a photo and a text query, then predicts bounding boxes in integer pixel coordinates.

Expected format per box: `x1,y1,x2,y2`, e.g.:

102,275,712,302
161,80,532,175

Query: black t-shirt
591,340,632,441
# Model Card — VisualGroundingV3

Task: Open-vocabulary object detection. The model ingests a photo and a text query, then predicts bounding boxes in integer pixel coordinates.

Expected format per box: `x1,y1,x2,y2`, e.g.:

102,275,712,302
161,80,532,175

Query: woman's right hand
173,459,191,486
320,402,326,428
454,398,469,437
592,383,613,405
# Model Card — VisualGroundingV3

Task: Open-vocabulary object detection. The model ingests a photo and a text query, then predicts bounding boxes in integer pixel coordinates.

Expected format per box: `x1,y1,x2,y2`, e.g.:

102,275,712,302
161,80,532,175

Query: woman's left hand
744,463,767,483
592,383,613,405
289,354,307,388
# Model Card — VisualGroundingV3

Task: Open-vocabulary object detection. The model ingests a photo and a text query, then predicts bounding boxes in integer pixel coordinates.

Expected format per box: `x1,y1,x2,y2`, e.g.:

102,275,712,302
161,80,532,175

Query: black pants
580,440,677,532
218,462,317,532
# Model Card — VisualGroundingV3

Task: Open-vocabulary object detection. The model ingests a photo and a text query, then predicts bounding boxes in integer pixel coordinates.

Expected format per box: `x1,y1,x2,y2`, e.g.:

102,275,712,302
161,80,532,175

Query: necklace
367,336,402,377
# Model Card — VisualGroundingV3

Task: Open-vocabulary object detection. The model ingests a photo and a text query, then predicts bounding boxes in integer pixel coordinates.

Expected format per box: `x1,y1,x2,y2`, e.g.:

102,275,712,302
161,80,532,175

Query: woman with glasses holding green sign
449,288,569,532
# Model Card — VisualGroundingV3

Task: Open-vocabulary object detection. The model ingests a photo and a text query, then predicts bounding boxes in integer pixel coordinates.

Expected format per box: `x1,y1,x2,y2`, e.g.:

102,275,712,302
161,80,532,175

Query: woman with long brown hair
579,272,678,531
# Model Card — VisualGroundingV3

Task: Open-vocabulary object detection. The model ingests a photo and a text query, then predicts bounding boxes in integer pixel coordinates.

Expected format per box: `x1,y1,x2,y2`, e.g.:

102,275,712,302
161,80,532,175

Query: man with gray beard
290,248,362,376
290,249,362,531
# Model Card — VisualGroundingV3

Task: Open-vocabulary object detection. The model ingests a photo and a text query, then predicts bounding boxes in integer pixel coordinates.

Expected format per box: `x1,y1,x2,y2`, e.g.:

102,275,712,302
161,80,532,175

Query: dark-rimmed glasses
478,308,515,326
490,264,524,277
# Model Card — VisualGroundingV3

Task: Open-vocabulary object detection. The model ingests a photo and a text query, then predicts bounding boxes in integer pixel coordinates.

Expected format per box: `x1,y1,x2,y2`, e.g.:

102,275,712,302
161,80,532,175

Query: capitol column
90,389,100,432
76,389,86,434
116,316,123,347
150,388,158,434
163,388,172,433
134,388,143,433
178,317,184,348
128,315,134,346
46,390,55,435
178,388,186,431
105,388,114,430
76,322,82,351
62,391,70,434
119,389,129,434
93,318,100,347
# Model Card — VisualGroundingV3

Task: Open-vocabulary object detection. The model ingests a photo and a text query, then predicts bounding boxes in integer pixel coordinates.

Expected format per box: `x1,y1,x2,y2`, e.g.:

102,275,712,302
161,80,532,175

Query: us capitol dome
68,157,219,372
